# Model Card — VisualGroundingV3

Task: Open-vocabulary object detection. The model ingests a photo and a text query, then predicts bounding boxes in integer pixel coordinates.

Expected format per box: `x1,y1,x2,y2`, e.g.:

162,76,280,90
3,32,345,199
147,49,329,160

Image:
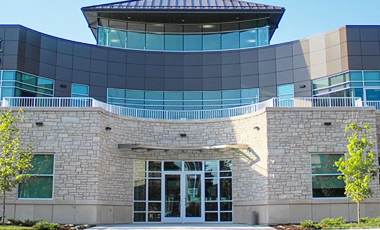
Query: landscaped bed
0,226,32,230
272,217,380,230
0,219,94,230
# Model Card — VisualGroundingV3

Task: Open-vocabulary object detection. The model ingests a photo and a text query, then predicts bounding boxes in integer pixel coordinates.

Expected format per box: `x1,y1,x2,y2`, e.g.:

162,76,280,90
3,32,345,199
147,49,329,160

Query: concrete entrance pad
89,223,275,230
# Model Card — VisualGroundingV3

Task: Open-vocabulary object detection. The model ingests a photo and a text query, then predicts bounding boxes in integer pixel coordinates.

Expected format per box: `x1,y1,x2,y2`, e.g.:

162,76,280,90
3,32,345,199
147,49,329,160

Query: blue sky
0,0,379,45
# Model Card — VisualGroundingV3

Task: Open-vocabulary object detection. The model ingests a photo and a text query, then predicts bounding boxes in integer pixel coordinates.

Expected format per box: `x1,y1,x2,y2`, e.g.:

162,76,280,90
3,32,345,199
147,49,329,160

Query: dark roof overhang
82,0,285,41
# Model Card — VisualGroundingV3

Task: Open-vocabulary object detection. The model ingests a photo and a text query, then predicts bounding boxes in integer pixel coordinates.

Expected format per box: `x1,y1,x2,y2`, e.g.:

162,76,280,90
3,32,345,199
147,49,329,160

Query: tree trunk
357,202,360,224
2,190,5,225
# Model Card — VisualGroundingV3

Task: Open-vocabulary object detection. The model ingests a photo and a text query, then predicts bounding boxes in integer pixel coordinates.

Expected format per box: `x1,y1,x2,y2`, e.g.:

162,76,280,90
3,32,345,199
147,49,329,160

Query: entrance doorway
163,172,204,222
133,160,233,223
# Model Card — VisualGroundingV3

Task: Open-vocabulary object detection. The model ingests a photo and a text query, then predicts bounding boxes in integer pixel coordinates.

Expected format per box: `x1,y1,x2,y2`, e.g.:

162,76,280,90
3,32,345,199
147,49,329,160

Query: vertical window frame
17,154,55,200
311,153,346,199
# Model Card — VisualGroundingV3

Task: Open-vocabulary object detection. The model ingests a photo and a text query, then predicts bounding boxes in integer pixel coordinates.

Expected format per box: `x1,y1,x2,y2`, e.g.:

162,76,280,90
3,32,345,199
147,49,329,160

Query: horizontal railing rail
0,96,369,120
365,101,380,110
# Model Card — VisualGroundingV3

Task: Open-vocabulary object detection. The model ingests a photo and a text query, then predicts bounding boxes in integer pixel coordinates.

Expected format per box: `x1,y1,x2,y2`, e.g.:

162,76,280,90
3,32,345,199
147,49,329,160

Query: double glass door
163,172,204,223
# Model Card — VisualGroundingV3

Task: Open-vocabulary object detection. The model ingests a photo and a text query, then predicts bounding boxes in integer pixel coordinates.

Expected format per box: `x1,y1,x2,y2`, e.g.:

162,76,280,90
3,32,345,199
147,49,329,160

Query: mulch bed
272,225,304,230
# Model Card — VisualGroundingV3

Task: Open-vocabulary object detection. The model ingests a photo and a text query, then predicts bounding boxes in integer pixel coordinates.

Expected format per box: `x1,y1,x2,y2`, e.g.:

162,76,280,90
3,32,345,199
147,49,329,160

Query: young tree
0,111,32,225
336,123,377,223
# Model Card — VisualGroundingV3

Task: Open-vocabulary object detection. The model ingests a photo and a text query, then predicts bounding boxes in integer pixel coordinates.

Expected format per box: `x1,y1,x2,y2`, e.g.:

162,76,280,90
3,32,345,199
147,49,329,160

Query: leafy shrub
300,219,320,229
32,221,59,230
7,219,38,227
319,217,345,228
8,219,23,226
359,217,380,226
22,220,39,227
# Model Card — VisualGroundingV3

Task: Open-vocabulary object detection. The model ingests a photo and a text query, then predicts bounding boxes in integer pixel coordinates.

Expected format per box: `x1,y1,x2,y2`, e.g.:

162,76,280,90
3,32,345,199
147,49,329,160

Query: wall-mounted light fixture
105,127,112,131
35,122,44,127
60,84,67,89
180,133,187,138
253,126,260,131
299,84,306,89
324,122,332,126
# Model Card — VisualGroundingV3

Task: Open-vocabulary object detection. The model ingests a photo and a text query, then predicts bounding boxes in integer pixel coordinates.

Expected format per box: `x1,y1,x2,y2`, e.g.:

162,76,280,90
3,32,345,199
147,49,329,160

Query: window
311,154,345,198
312,71,380,102
164,91,183,110
97,24,269,51
277,84,294,99
241,88,259,105
205,160,232,222
71,83,89,97
108,29,126,48
97,27,108,46
146,33,164,50
133,160,162,222
277,84,294,107
18,154,54,199
222,32,239,50
222,90,241,108
240,29,257,48
258,27,269,46
203,91,222,110
128,31,146,49
0,71,54,99
165,34,183,51
203,34,221,50
184,35,202,51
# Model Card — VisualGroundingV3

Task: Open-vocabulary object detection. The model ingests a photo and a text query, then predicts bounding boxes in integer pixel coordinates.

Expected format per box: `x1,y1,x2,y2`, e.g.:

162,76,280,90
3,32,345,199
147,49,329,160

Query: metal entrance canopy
117,144,249,151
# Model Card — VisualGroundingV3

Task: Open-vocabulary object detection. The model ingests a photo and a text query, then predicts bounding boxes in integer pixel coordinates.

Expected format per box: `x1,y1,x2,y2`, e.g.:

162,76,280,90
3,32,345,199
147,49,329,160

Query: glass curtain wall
0,70,54,99
97,22,269,51
312,71,380,100
107,88,259,110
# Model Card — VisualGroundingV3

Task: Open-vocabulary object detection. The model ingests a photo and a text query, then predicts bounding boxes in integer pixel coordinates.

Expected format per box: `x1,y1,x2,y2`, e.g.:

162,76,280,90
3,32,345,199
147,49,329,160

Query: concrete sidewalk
89,223,275,230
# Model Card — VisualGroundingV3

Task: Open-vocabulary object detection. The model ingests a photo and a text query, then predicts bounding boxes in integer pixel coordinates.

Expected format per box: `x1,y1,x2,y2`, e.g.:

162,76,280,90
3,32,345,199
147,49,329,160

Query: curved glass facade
312,70,380,102
107,88,259,110
97,25,269,51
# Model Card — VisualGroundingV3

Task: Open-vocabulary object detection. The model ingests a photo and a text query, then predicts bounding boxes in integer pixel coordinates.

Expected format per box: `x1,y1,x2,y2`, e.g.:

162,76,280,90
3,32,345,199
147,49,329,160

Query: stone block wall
1,107,379,225
265,108,380,224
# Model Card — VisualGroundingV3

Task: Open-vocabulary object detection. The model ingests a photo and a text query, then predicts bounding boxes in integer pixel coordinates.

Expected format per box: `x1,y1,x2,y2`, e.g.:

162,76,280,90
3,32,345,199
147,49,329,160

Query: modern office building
1,0,380,225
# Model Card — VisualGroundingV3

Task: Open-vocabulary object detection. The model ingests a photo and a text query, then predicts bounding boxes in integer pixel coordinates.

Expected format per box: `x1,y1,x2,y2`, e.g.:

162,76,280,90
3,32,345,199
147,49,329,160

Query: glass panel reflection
186,174,202,217
97,25,270,51
128,31,145,49
165,175,181,217
165,34,183,51
205,178,218,201
146,33,164,50
220,178,232,201
184,35,202,51
148,179,161,201
222,32,239,49
240,29,257,48
203,34,221,50
205,212,218,222
184,161,202,171
164,161,182,171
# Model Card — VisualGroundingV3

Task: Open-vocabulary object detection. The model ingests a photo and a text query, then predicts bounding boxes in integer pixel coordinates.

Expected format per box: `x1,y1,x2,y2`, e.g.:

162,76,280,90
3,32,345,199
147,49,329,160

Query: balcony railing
0,97,373,120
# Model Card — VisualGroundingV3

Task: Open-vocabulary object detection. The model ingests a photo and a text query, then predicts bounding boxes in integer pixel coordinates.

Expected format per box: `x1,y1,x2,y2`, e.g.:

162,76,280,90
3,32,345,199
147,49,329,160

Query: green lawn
0,226,32,230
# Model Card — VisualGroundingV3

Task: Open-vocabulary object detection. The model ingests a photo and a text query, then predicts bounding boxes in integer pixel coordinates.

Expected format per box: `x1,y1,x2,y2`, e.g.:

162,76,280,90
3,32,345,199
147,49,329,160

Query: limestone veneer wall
1,107,379,225
265,108,380,224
